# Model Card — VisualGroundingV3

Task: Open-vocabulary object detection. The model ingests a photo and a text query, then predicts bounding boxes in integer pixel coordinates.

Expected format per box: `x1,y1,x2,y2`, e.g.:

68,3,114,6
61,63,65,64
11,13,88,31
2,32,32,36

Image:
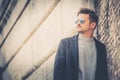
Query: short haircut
77,8,98,25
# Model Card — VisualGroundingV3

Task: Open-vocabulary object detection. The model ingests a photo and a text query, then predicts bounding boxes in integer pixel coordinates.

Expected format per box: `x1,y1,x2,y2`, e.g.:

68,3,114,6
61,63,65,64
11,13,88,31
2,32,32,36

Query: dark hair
77,8,98,25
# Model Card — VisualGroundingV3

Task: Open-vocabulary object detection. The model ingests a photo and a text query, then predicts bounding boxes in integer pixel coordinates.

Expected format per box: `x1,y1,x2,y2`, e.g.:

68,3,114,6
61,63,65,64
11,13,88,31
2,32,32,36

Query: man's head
77,8,98,25
75,8,98,34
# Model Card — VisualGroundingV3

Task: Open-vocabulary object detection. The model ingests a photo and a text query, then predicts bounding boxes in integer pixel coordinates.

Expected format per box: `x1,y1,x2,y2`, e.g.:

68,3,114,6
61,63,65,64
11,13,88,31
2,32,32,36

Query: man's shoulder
94,38,105,47
61,37,73,41
61,34,78,42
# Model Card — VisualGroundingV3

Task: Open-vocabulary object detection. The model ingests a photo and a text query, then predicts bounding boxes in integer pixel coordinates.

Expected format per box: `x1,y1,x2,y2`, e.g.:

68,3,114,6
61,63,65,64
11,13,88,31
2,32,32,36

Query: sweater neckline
78,34,94,42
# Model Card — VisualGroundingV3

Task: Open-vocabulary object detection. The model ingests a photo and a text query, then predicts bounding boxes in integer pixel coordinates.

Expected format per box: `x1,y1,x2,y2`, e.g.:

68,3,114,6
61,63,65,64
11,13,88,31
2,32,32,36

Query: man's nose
77,22,81,26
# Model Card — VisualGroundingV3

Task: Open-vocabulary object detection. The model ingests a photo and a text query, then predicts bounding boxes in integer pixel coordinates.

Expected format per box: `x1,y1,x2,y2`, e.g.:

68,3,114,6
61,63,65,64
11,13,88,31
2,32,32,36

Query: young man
54,8,108,80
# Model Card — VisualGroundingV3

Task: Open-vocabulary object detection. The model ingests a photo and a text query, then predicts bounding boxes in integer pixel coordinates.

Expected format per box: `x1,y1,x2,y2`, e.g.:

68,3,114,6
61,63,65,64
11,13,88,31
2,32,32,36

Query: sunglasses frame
75,18,85,24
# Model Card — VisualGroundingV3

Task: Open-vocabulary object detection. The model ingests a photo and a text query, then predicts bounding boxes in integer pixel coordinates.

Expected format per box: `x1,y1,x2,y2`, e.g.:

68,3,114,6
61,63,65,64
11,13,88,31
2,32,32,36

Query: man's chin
77,31,85,34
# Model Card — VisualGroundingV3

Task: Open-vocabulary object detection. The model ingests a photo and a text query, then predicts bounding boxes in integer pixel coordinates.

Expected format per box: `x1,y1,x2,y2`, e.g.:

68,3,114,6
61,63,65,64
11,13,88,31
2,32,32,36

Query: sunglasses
75,18,85,24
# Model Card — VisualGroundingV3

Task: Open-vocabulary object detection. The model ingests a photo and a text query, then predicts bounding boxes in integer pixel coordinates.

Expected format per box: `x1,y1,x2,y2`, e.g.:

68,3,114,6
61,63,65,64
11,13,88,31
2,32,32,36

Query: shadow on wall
0,65,13,80
0,66,2,80
0,0,18,33
0,49,12,80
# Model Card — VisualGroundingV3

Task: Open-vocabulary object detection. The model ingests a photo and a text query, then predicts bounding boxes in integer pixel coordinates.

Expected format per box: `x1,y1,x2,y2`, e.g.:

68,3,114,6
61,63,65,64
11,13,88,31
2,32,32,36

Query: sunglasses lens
79,19,85,24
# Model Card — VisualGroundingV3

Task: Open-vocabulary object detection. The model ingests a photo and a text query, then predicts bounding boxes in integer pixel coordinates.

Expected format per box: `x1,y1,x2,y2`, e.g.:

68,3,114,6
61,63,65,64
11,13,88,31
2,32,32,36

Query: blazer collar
71,33,79,66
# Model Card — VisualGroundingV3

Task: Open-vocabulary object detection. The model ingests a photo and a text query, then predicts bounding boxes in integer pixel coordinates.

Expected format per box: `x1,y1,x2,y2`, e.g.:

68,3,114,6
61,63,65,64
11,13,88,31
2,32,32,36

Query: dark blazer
54,34,108,80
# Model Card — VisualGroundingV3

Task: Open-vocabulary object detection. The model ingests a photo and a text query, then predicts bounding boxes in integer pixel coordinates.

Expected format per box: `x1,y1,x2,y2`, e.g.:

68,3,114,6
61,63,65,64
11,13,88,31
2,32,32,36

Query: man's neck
79,32,93,39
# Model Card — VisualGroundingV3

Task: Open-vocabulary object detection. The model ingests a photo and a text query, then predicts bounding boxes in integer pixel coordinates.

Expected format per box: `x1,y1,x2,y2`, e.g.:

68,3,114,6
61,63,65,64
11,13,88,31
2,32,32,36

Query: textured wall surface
95,0,120,80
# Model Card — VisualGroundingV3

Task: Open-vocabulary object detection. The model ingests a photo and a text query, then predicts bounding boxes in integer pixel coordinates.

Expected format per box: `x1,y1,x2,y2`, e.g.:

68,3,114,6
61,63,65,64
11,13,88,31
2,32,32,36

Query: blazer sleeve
53,39,66,80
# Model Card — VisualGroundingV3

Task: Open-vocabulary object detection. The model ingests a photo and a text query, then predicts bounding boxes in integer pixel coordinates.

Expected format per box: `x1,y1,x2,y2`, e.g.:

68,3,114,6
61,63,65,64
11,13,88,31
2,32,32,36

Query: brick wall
95,0,120,80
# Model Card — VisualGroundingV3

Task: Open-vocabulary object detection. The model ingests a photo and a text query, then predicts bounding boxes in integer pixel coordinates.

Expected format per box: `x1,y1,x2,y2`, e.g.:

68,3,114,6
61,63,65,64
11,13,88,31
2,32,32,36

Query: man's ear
91,22,96,29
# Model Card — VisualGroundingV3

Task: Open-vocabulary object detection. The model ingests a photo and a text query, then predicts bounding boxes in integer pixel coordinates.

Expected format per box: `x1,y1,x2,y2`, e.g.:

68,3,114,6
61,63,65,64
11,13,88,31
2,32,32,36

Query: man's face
75,14,95,33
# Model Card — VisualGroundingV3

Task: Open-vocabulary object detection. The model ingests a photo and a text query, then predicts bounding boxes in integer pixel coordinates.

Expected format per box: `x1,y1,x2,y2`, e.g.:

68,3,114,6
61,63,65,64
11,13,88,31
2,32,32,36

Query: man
54,8,108,80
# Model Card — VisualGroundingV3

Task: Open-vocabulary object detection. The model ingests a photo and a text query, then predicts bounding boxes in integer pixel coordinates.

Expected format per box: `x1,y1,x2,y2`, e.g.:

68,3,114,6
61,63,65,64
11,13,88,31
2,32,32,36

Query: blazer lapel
71,34,79,69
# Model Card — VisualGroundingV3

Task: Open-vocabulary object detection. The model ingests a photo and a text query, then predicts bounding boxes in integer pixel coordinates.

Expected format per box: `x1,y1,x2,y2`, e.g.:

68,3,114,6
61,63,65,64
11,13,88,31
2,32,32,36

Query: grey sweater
78,34,97,80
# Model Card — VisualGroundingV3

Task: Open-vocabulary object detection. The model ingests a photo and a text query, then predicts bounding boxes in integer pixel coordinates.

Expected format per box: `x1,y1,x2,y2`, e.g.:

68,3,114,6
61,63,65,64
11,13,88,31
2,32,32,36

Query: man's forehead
78,14,89,16
77,14,90,20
